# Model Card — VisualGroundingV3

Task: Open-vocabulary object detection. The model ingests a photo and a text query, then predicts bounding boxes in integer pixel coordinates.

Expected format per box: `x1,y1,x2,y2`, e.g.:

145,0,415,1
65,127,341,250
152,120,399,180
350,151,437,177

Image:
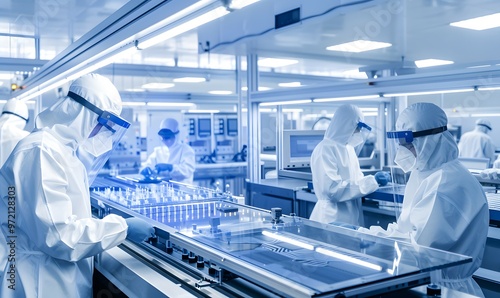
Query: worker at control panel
141,117,196,184
309,104,380,226
0,74,154,297
359,102,488,297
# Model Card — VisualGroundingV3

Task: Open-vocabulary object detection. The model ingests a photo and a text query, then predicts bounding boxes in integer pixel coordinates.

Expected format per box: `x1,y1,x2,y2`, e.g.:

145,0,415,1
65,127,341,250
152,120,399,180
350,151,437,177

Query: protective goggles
387,126,447,145
158,128,179,140
67,91,130,136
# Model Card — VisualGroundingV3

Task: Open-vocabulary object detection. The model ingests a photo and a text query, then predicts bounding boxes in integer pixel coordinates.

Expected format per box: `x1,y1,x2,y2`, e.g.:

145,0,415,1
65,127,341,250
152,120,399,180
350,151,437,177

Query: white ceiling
1,0,500,100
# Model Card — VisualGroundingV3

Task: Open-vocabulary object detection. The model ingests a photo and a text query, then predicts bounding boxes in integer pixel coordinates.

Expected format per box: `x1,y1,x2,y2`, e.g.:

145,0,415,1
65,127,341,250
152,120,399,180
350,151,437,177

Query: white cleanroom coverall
309,104,378,226
359,103,488,297
0,74,129,297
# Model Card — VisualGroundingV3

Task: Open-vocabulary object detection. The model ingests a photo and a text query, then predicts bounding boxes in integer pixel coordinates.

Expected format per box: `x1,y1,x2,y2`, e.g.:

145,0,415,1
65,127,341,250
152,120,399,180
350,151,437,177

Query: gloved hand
374,171,391,186
125,217,155,243
329,221,359,230
140,167,154,178
480,168,500,180
155,163,173,172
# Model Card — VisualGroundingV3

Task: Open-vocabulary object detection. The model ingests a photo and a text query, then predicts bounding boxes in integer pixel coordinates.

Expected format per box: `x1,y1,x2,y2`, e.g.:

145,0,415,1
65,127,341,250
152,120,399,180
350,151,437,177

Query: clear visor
386,131,413,220
80,111,130,185
348,122,372,155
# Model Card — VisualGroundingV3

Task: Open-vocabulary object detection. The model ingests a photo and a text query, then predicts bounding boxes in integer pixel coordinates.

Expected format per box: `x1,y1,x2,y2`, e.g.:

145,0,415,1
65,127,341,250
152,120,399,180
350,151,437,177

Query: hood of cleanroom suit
36,73,122,148
359,102,489,297
0,74,128,297
309,104,378,226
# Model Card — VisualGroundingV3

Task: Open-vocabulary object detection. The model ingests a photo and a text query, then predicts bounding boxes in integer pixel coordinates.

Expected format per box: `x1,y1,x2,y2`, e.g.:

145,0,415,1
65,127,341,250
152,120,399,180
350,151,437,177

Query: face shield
68,91,130,185
386,125,447,219
347,121,372,155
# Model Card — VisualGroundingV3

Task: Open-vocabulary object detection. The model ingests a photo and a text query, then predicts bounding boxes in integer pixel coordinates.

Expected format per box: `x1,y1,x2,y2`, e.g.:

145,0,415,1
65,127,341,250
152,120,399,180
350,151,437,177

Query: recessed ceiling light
415,59,454,68
0,82,3,87
258,58,298,68
209,90,232,95
124,88,145,92
326,40,392,53
278,82,303,87
450,13,500,30
173,77,206,83
141,83,175,89
241,86,271,91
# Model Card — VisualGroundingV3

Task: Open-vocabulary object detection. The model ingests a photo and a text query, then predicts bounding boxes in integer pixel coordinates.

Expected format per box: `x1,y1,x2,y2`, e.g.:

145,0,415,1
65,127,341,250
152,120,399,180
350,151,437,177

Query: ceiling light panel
173,77,206,83
209,90,232,95
278,82,303,87
141,83,175,89
326,40,392,53
414,59,454,68
450,13,500,30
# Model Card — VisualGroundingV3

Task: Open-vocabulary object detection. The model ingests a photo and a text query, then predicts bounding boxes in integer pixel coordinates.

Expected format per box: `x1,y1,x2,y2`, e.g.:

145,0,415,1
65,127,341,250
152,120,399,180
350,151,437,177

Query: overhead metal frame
248,65,500,104
11,0,217,100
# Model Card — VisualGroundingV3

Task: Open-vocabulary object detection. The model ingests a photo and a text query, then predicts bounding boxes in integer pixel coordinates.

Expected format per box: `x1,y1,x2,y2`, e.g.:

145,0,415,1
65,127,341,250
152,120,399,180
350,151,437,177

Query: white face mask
394,146,416,173
347,132,364,147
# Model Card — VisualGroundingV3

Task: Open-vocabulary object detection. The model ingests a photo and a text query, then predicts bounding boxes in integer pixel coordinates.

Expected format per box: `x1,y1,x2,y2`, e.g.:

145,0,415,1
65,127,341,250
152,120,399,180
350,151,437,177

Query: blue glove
140,167,154,178
125,217,155,243
329,221,358,230
155,163,173,172
374,171,391,186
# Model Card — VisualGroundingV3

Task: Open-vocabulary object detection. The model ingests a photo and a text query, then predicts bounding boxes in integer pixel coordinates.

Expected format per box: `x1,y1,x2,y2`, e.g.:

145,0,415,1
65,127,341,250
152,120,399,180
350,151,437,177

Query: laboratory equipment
90,176,472,298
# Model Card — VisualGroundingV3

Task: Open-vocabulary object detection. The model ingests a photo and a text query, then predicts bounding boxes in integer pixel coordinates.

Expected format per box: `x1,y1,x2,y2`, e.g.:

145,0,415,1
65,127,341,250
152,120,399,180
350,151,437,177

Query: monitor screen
198,118,211,137
227,118,238,136
289,135,323,158
282,130,325,169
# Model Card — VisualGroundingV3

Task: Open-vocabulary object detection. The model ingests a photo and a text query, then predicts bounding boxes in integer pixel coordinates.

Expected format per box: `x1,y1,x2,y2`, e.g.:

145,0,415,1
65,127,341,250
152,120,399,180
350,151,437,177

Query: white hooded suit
0,74,128,297
359,103,488,297
309,104,378,226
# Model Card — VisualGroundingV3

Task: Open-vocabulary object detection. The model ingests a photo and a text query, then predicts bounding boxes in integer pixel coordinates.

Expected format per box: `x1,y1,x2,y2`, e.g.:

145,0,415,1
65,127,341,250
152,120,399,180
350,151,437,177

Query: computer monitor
198,118,211,137
282,130,324,169
227,118,238,136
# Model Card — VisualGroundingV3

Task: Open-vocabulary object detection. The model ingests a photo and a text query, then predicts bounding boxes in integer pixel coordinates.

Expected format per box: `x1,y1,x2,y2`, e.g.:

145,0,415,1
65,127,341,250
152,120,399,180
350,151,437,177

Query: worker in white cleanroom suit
359,102,488,297
0,99,30,280
458,118,496,166
309,104,379,226
0,74,154,297
141,118,196,184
